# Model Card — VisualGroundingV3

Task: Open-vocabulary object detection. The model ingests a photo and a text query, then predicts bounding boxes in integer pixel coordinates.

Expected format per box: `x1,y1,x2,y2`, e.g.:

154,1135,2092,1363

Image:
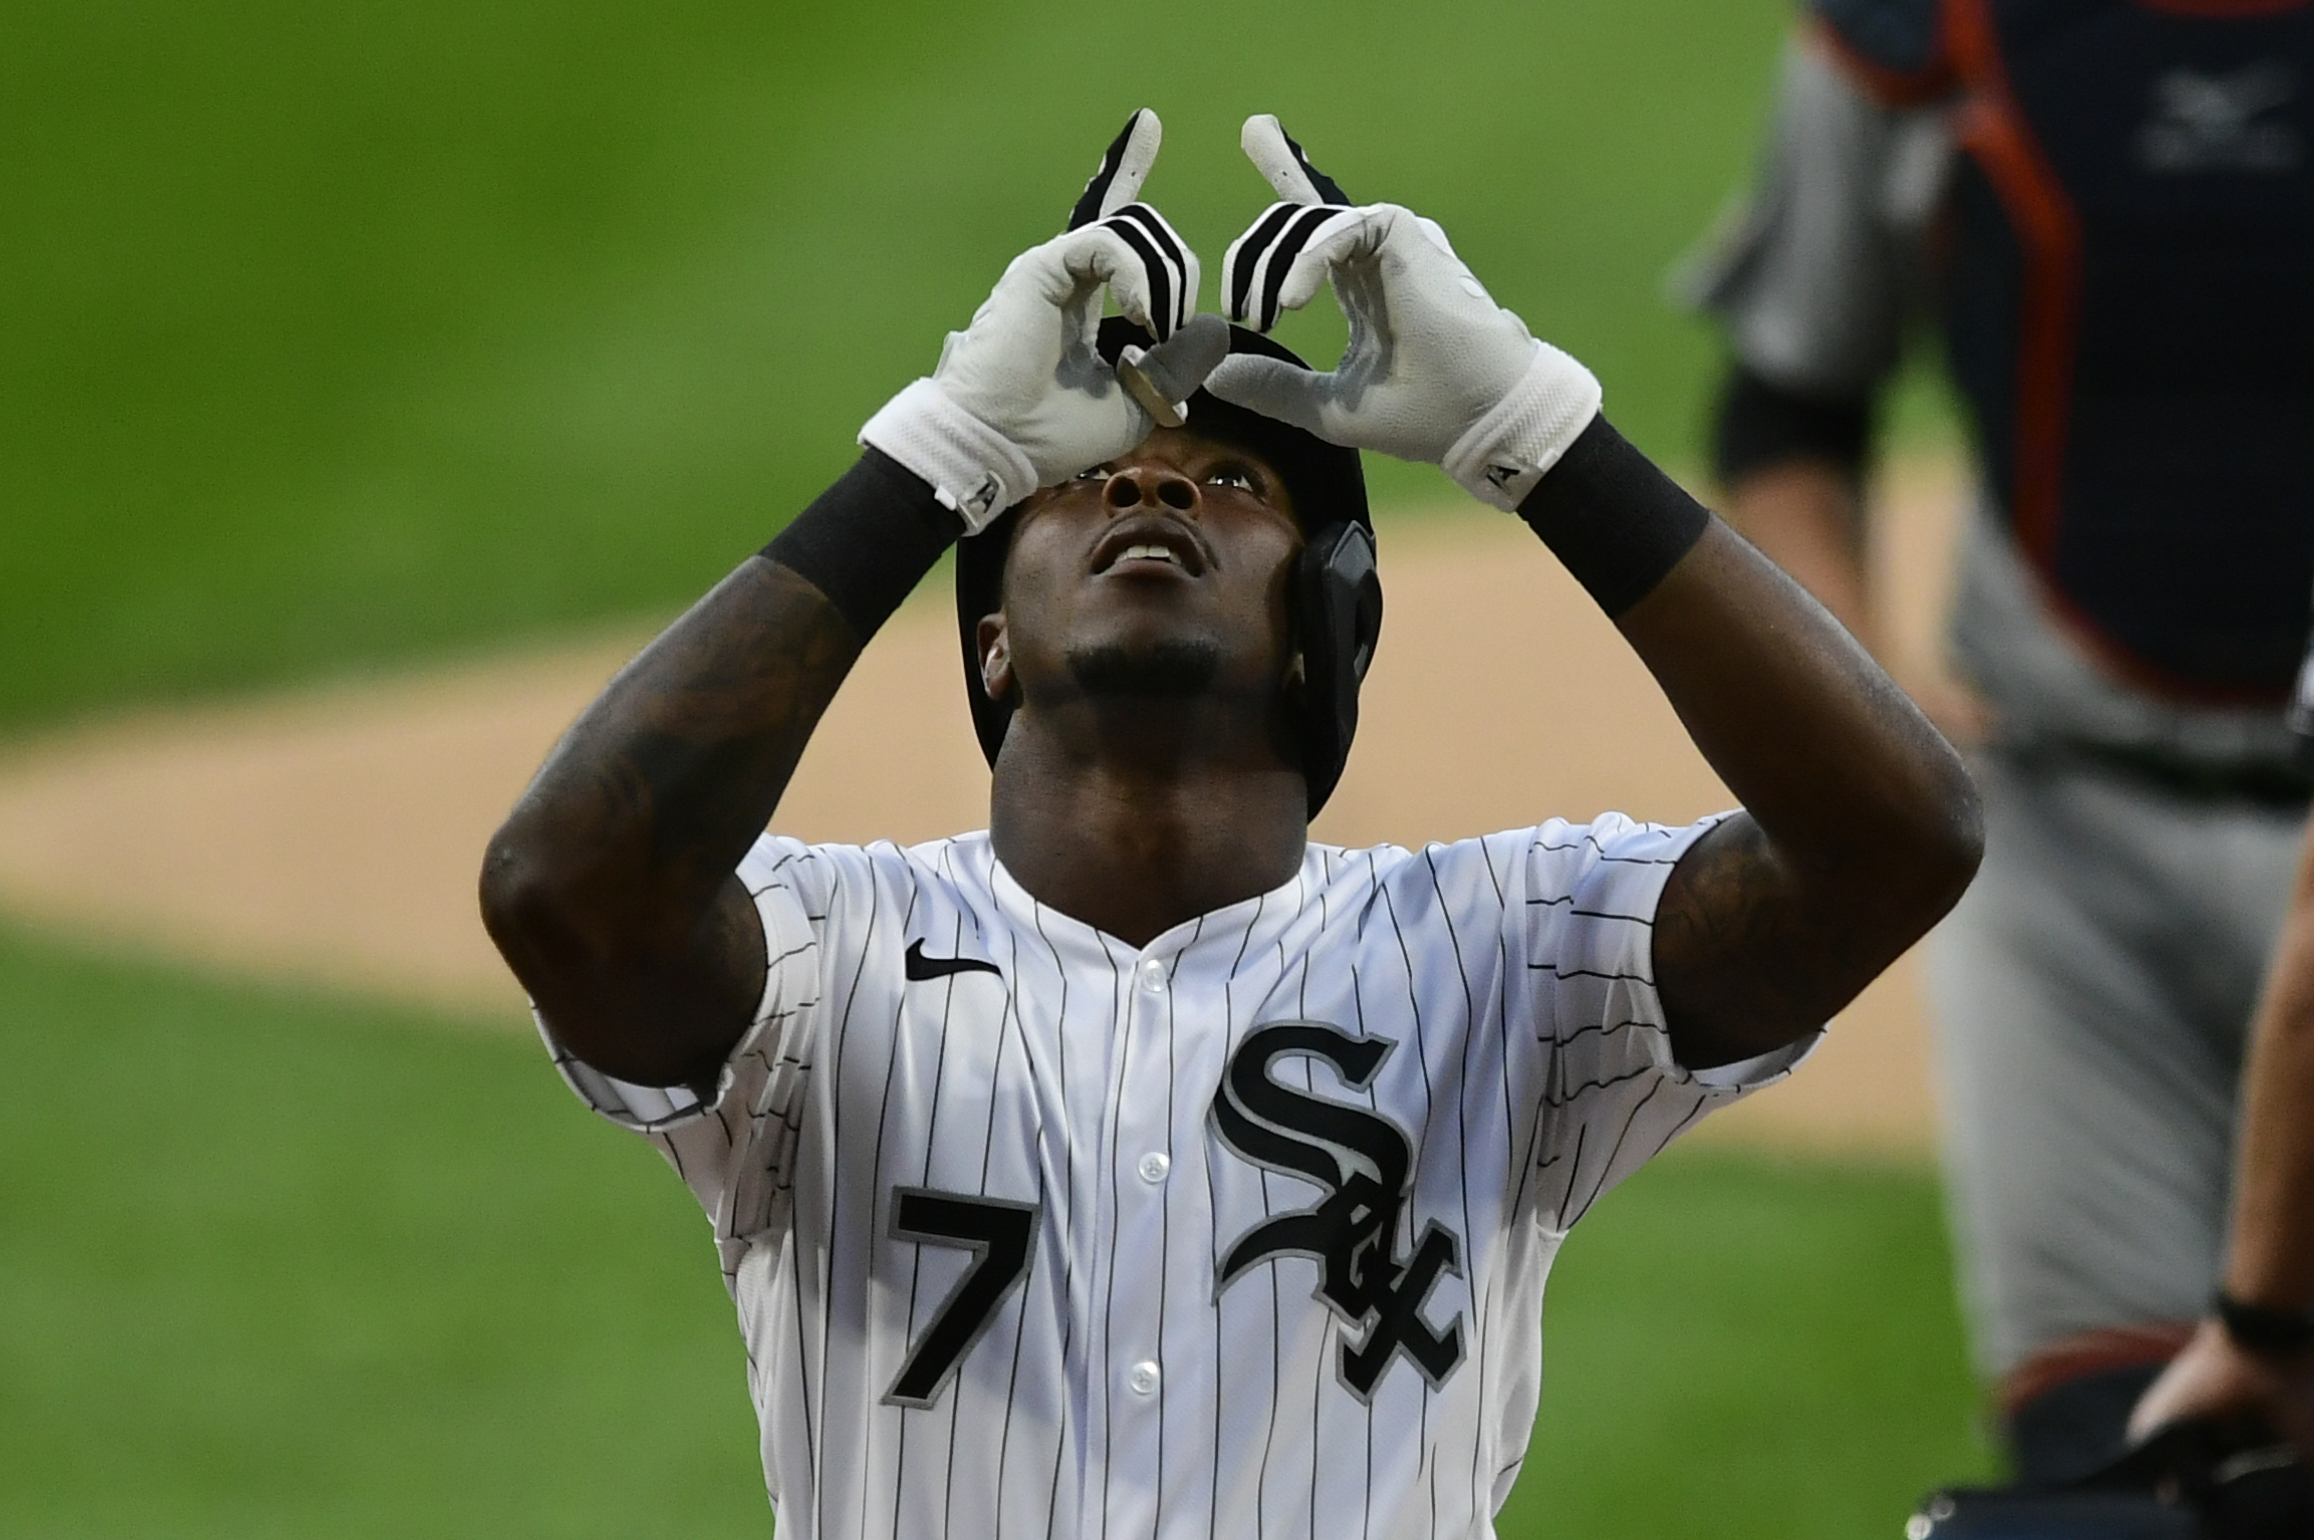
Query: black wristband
2215,1289,2314,1356
760,448,966,639
1515,415,1713,618
1710,363,1874,488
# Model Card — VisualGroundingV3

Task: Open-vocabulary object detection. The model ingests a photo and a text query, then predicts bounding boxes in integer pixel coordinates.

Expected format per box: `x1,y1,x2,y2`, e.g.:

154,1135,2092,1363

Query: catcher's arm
1214,117,1981,1071
2129,824,2314,1459
480,112,1223,1088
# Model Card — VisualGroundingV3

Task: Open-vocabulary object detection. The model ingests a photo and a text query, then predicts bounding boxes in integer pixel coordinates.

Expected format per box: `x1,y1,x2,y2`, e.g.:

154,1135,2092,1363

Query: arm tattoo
484,559,864,1085
1653,815,1876,1069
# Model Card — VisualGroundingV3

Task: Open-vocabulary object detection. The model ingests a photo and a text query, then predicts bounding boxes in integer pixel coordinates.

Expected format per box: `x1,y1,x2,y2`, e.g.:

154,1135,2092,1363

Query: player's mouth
1090,517,1209,579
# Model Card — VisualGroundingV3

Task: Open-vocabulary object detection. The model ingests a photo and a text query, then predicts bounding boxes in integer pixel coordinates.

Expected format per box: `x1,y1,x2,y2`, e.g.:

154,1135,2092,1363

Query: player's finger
1204,353,1341,441
1066,109,1163,232
1223,203,1368,331
1076,203,1197,339
1120,312,1229,422
1112,203,1200,336
1240,114,1350,207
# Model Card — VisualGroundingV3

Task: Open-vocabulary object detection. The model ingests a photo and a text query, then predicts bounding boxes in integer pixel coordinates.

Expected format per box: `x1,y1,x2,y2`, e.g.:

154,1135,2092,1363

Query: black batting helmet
954,317,1382,816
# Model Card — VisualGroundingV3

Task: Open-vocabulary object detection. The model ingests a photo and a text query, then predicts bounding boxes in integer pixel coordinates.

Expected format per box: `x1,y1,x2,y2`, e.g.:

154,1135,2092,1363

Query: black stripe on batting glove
1104,217,1176,340
1228,203,1302,326
1254,205,1347,332
1108,204,1190,335
1068,110,1148,232
1278,123,1350,205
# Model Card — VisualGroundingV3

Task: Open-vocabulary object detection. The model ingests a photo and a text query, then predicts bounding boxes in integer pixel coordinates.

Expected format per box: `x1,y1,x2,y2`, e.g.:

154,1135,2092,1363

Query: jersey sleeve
1515,812,1819,1234
539,834,825,1274
1678,32,1950,400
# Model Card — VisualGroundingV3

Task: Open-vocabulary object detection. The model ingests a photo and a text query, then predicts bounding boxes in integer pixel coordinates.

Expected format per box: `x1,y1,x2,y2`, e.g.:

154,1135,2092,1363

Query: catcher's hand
2131,1317,2314,1464
1209,114,1601,511
860,109,1228,531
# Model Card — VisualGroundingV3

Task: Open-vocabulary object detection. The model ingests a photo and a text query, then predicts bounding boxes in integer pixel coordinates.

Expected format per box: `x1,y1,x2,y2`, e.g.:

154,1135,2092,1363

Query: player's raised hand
1209,115,1601,511
860,109,1228,531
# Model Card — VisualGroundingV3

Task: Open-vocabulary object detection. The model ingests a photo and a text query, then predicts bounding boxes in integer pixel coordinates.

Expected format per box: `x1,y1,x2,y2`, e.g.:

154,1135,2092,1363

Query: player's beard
1066,638,1221,699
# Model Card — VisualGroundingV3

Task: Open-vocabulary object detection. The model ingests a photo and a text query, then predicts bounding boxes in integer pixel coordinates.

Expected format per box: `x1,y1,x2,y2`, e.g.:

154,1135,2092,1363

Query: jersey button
1128,1360,1161,1395
1137,1151,1170,1184
1137,958,1166,993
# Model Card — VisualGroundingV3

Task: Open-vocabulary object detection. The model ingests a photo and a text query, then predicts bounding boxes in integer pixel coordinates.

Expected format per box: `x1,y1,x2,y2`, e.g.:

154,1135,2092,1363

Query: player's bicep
1652,812,1844,1068
532,871,770,1091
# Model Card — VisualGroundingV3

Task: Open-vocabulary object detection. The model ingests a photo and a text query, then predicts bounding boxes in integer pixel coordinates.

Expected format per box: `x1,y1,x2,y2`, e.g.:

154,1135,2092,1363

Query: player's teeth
1119,544,1175,564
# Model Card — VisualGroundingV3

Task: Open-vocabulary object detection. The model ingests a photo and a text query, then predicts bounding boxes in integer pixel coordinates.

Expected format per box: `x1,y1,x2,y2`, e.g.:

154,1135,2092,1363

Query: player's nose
1103,466,1198,515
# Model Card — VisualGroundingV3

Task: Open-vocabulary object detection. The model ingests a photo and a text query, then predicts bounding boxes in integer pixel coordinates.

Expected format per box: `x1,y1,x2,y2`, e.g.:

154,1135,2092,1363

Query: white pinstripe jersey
547,812,1813,1539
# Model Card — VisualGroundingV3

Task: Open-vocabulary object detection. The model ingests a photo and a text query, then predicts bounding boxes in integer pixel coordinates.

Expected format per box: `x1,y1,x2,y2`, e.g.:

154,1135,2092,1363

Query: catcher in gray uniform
1688,0,2314,1485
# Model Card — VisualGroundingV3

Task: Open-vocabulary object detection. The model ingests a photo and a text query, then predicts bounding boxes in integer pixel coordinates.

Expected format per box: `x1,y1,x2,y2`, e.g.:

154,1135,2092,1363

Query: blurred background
0,0,1987,1534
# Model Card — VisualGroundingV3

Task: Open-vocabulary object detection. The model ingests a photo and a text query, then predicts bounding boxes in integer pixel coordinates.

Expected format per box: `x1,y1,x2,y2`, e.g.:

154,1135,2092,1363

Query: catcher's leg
1927,751,2301,1481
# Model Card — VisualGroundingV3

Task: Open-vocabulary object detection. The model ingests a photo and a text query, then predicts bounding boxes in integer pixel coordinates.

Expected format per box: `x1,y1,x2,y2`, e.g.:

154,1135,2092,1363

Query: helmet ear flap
1293,520,1383,817
957,507,1022,766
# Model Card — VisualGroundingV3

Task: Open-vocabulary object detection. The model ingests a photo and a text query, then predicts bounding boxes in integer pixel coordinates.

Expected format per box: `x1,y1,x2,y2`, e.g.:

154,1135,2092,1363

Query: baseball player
1685,0,2314,1485
481,111,1981,1537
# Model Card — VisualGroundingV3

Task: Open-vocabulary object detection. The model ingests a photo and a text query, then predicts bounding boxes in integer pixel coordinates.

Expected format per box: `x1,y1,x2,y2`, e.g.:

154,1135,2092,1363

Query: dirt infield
0,462,1966,1156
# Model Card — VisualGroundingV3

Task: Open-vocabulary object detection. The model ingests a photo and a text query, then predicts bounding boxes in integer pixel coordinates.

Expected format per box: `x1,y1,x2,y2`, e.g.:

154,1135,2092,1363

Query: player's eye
1074,464,1112,482
1204,464,1261,493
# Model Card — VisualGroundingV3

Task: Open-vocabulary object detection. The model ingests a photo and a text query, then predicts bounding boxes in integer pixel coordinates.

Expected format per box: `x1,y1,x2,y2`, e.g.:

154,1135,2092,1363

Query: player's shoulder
1809,0,1956,105
738,829,995,911
1515,812,1711,896
1316,813,1704,906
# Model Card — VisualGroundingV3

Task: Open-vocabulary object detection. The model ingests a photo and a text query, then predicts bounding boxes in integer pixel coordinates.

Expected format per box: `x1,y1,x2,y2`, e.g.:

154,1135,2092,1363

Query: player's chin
1065,637,1224,700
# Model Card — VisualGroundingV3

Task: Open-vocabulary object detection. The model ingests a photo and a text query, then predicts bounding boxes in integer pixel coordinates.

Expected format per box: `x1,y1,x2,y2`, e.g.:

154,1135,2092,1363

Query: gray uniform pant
1927,750,2305,1378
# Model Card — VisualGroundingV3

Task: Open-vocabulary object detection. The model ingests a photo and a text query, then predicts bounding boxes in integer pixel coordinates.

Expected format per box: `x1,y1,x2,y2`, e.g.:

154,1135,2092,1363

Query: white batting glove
1210,115,1602,512
860,109,1229,532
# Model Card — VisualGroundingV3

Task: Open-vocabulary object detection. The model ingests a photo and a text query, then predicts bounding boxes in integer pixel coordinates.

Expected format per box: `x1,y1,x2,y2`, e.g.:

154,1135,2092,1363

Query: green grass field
2,0,1836,733
0,923,1990,1537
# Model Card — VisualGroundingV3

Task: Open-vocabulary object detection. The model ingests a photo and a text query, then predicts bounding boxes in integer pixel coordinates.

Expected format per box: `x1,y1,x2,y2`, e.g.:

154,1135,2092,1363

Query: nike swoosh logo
904,940,1001,982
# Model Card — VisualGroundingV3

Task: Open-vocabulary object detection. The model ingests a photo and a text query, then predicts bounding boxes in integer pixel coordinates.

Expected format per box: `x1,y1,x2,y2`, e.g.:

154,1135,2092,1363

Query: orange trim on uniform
1942,0,2297,705
1998,1323,2197,1416
1936,0,2306,704
1808,12,1960,107
1946,0,2082,571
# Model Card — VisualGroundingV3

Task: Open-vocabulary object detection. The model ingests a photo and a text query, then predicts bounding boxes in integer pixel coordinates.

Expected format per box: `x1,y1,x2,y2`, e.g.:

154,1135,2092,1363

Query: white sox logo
1211,1021,1465,1399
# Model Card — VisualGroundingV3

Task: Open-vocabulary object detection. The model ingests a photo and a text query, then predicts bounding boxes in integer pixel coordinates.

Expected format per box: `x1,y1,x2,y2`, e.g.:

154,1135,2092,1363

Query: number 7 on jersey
884,1189,1041,1408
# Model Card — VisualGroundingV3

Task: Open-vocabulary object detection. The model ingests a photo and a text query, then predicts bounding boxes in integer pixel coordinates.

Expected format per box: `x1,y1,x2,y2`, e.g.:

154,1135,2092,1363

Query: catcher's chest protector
1951,0,2314,699
1832,0,2314,700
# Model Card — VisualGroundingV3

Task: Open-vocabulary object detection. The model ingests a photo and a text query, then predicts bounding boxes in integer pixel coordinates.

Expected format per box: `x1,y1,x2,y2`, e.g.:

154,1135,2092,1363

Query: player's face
981,427,1303,716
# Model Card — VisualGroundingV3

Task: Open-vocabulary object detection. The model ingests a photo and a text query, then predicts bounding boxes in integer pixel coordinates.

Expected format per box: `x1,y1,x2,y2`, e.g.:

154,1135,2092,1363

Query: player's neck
988,718,1308,947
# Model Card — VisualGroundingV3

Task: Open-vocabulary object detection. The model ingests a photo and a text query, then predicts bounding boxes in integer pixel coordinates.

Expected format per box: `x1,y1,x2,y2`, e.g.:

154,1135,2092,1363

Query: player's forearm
1614,514,1979,1062
1627,518,1976,876
481,453,959,1080
1513,420,1976,1062
478,559,863,1076
486,448,956,927
485,558,864,948
2222,838,2314,1312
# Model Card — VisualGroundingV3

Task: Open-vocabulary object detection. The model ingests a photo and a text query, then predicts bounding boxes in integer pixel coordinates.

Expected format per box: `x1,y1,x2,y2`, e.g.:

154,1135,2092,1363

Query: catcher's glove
1908,1416,2310,1538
